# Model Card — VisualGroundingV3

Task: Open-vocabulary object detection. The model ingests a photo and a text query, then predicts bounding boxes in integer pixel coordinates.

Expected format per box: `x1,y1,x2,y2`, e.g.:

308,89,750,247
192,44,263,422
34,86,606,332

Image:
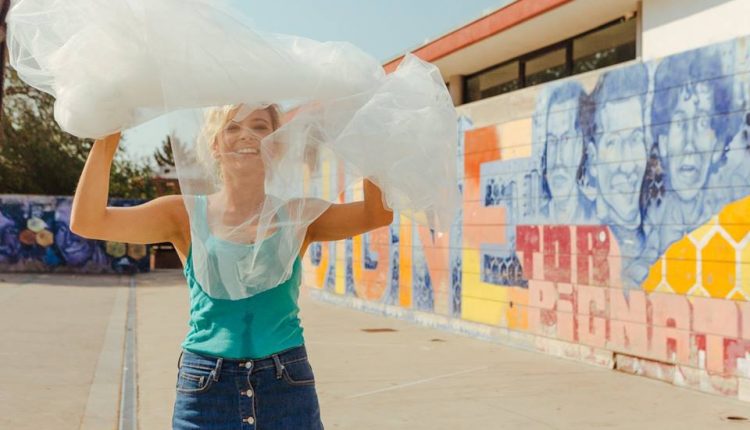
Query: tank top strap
188,195,211,241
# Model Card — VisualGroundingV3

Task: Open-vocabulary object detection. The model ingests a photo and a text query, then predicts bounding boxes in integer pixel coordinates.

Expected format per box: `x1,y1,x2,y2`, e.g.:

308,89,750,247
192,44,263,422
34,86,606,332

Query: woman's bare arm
70,133,190,257
301,179,393,256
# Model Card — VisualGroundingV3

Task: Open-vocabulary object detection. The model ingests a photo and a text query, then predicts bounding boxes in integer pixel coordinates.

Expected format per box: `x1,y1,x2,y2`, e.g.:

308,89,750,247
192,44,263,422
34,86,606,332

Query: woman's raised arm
70,133,190,256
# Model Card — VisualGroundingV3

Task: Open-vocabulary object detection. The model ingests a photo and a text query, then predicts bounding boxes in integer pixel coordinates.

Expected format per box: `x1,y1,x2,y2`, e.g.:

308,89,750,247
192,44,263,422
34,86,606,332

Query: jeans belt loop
212,357,223,382
272,354,284,380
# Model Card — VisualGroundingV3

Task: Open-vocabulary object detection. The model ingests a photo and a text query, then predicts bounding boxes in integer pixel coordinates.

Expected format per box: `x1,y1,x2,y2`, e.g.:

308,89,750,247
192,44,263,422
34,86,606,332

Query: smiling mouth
231,148,260,155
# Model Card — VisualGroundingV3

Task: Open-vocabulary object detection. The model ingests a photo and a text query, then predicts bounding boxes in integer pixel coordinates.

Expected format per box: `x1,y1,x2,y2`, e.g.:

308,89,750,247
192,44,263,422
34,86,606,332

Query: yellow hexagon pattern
646,195,750,300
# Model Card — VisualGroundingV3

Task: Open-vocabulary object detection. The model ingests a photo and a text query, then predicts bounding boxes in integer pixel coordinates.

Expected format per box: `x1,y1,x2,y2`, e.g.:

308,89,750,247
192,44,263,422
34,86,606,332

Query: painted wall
303,36,750,401
642,0,750,60
0,195,150,273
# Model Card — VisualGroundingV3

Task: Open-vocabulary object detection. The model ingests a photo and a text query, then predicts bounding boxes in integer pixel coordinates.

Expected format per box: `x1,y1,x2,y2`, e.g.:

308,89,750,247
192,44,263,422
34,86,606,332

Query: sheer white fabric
7,0,460,299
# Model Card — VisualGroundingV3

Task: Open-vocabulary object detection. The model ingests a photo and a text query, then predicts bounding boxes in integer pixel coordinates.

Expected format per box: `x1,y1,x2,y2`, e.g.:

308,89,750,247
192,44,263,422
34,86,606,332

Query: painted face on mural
545,99,584,207
660,83,719,202
591,96,647,226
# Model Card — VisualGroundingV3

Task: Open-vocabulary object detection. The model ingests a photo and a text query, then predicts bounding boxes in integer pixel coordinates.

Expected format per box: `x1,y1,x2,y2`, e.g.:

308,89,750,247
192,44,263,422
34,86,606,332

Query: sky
123,0,513,163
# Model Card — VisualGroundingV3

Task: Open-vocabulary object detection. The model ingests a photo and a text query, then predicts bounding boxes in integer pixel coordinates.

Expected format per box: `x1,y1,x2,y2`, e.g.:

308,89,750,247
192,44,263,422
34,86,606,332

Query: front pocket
176,366,215,394
281,359,316,386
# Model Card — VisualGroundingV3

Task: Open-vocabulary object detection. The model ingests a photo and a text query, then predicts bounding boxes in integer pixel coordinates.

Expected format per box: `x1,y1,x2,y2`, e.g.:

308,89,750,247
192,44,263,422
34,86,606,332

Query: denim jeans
172,345,324,429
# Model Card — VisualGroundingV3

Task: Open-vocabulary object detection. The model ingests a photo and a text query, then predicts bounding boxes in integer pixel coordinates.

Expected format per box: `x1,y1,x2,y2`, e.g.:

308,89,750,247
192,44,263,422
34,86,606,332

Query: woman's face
213,107,275,176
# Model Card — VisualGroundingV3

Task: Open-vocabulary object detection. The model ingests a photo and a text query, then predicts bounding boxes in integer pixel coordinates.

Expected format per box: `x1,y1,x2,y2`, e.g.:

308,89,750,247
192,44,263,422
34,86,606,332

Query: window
573,17,637,74
465,61,520,101
524,47,567,87
463,16,637,104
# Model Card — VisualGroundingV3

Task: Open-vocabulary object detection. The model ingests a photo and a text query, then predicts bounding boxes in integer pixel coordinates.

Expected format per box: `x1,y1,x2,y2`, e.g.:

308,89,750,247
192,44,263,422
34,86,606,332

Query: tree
153,135,176,168
0,0,11,123
1,68,156,199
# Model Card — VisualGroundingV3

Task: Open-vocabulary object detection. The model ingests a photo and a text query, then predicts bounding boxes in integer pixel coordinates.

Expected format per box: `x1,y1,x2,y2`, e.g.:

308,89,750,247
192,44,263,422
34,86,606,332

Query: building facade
302,0,750,401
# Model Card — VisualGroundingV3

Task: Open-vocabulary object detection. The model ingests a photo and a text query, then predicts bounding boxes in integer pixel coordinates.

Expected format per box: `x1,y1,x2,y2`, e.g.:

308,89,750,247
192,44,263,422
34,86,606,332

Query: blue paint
476,37,750,289
0,195,150,273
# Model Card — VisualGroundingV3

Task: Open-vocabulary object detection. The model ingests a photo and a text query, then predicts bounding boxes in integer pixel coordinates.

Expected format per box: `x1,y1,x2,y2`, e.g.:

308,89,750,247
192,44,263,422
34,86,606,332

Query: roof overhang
384,0,639,79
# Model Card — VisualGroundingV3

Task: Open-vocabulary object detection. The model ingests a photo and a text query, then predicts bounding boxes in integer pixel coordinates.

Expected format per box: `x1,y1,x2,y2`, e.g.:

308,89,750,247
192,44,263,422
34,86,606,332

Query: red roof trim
383,0,574,73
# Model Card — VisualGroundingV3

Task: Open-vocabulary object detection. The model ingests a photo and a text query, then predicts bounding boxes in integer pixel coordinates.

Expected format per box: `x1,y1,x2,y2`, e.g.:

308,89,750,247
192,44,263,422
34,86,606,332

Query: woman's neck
216,176,266,221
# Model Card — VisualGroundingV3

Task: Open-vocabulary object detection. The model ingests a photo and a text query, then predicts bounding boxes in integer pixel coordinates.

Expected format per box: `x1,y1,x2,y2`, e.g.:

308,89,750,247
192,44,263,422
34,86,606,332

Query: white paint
641,0,750,60
740,377,750,402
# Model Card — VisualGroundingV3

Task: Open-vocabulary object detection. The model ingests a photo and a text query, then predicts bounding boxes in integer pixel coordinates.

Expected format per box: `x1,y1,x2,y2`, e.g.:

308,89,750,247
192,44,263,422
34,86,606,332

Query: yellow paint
688,221,717,244
461,296,507,326
741,244,750,299
664,238,697,295
460,248,510,325
335,240,346,295
701,234,736,299
642,257,662,293
352,235,363,283
719,196,750,243
642,196,750,301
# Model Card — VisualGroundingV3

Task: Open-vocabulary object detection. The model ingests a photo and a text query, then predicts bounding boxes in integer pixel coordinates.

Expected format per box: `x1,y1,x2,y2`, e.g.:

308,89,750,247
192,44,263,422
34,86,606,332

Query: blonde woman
70,104,393,429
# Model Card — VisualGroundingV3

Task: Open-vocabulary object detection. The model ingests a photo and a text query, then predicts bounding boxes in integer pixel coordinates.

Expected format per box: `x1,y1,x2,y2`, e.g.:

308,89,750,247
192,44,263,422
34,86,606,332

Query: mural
0,195,150,273
303,36,750,401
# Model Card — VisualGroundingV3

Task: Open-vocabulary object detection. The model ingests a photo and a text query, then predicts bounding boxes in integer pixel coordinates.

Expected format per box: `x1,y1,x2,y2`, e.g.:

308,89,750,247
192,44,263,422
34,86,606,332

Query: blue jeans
172,345,324,429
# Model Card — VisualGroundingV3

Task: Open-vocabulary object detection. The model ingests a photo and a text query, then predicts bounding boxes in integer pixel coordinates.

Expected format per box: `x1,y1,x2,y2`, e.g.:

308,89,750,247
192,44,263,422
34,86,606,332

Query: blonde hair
196,104,282,183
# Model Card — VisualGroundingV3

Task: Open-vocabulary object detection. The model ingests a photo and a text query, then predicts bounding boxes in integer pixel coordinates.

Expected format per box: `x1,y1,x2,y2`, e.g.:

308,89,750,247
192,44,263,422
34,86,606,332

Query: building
302,0,750,402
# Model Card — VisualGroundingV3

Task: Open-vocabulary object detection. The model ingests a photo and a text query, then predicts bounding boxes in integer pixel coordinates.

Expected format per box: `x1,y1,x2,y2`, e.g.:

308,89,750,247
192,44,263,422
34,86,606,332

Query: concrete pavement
1,271,749,429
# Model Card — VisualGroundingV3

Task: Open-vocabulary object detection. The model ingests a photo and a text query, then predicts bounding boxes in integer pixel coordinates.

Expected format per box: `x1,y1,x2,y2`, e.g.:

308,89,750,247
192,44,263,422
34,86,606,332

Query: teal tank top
181,196,305,359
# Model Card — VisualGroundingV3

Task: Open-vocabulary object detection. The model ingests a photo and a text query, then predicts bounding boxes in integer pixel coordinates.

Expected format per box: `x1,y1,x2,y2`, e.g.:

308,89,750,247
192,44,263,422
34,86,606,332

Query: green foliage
0,68,156,199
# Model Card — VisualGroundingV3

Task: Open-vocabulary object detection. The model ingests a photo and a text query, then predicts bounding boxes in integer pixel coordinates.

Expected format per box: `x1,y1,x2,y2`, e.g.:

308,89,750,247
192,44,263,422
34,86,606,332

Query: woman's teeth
235,148,259,155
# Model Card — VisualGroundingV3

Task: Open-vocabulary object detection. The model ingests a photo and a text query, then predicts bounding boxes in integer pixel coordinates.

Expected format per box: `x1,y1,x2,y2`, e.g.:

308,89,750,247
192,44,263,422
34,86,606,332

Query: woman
70,104,393,429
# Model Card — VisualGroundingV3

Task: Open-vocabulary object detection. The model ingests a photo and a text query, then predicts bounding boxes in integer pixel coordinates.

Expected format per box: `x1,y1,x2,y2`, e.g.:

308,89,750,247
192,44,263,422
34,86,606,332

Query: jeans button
245,417,255,424
246,389,253,398
244,361,253,369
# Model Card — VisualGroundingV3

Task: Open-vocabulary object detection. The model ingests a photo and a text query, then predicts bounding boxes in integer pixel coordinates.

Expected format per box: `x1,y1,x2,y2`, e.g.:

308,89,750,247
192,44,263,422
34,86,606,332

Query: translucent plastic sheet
7,0,460,299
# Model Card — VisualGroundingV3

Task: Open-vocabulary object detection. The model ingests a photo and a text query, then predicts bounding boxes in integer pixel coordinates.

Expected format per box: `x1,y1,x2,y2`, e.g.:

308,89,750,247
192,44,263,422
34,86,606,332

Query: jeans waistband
178,345,308,379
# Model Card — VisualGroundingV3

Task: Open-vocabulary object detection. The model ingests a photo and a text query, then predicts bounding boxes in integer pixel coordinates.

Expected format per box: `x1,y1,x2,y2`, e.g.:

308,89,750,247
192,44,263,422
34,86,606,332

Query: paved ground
2,271,750,429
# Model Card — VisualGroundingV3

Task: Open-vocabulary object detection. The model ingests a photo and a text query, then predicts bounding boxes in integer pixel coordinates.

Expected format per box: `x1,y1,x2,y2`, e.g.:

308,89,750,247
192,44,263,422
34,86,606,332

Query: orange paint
399,217,413,308
357,226,391,301
463,126,505,248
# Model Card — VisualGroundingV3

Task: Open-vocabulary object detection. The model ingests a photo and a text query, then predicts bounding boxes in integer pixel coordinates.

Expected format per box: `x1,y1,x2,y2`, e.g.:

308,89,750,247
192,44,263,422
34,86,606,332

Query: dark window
465,60,520,101
463,16,637,104
573,17,637,74
524,47,567,87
